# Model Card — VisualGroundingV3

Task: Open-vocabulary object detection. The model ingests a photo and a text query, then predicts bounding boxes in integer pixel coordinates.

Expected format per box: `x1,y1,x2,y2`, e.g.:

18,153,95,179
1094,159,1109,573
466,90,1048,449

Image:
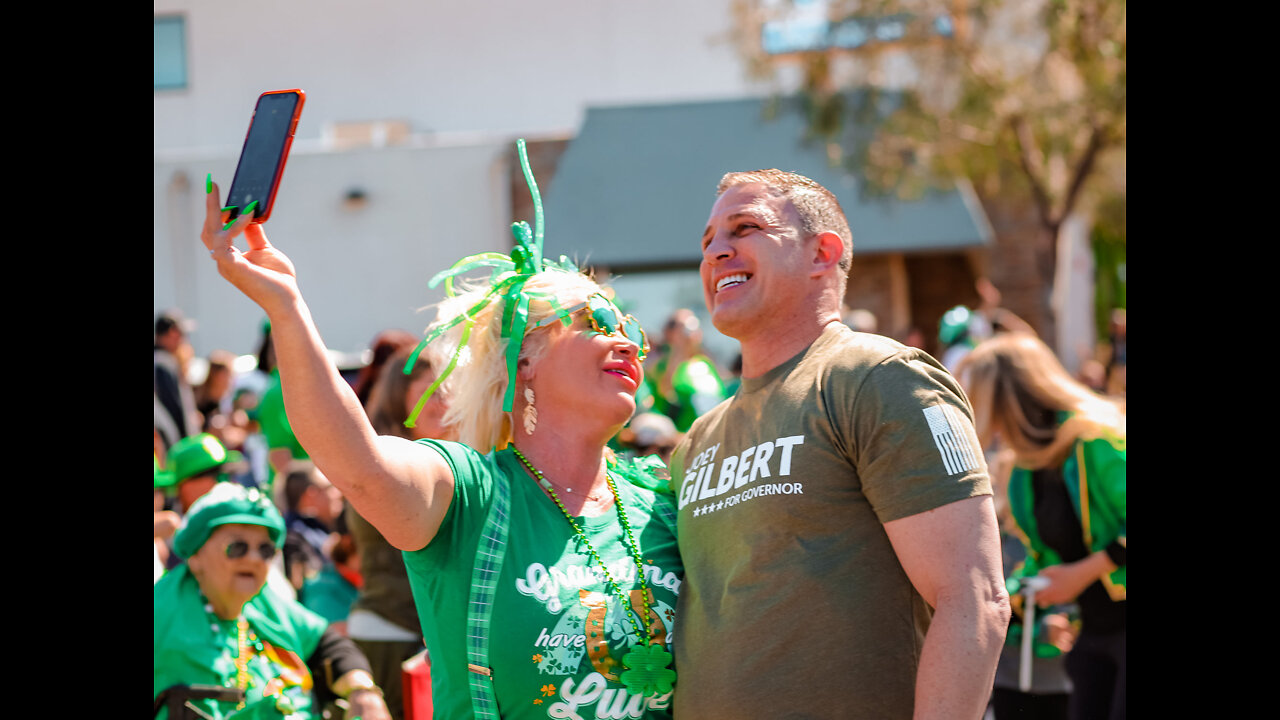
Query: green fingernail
205,173,212,194
221,205,238,213
244,200,259,217
222,219,236,231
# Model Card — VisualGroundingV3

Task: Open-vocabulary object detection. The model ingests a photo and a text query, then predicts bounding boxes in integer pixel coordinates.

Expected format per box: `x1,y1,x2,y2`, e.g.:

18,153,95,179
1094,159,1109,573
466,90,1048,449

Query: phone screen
225,91,302,222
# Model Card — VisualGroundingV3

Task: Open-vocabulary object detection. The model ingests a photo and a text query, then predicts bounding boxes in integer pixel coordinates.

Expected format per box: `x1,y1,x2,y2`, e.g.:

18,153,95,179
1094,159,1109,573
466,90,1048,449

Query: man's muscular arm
884,495,1010,720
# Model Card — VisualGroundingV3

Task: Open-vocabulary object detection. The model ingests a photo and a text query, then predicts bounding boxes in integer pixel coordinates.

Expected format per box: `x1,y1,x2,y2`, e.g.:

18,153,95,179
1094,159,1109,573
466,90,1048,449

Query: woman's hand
344,687,392,720
200,178,300,315
1036,550,1117,606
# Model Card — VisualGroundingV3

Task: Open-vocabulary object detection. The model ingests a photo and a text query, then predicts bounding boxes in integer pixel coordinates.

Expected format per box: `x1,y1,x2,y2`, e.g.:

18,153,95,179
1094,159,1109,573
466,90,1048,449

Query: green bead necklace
511,445,676,697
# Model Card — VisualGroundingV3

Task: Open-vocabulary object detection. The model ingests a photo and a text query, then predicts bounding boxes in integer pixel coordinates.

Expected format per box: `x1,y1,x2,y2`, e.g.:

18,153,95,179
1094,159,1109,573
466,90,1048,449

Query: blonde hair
425,267,609,452
956,333,1125,470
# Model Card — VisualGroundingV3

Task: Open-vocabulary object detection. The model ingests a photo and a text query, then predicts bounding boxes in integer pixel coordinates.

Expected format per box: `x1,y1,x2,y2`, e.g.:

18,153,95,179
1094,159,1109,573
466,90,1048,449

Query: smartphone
224,89,306,224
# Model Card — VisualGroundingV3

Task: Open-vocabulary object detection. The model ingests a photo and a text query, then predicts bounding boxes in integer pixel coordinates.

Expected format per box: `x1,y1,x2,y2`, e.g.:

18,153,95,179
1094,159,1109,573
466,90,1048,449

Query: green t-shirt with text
404,440,682,720
670,323,991,718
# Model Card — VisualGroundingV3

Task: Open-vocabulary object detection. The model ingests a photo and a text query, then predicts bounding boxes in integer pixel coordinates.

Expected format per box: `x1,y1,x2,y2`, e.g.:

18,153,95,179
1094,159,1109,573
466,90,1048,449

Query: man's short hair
717,169,854,281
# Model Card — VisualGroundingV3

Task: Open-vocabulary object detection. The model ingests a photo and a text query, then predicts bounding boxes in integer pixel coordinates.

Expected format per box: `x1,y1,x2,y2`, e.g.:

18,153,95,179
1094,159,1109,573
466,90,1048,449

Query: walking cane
1018,575,1050,692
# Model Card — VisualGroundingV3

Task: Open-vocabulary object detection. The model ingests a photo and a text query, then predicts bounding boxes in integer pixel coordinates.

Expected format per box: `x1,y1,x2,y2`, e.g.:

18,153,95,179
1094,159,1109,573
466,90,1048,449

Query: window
154,15,187,90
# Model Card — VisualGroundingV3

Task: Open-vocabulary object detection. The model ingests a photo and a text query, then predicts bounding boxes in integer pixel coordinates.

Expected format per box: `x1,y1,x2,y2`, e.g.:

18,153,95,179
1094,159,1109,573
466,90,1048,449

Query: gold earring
523,387,537,435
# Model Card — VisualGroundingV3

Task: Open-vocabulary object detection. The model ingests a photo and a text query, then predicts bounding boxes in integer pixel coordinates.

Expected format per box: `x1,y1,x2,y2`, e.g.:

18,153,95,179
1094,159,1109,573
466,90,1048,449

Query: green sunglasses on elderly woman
532,292,650,360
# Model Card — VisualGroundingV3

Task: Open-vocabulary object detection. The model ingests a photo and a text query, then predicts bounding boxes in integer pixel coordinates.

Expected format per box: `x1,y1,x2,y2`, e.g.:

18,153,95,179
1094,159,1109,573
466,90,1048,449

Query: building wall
155,2,1091,372
154,0,771,359
153,0,762,152
843,253,902,336
154,139,514,357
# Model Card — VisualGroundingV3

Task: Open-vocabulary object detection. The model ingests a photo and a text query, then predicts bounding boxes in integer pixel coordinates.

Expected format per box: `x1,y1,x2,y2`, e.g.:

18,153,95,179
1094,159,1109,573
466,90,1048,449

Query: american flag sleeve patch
922,404,982,476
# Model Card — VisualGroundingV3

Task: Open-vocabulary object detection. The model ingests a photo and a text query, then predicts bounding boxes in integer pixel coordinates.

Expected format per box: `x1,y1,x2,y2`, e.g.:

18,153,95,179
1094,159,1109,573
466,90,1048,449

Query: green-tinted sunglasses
533,293,650,359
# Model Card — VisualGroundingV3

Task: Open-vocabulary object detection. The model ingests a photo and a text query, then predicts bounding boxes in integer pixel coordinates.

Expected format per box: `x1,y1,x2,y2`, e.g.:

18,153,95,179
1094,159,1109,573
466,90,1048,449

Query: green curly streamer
404,316,473,429
403,139,574,430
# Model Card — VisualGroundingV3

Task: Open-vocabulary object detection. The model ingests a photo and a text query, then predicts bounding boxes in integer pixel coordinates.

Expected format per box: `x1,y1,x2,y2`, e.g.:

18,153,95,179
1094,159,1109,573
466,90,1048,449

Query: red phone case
235,88,306,224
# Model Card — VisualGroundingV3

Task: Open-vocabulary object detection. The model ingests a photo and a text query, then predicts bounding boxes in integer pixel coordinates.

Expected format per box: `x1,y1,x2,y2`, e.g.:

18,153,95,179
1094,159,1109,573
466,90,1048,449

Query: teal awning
542,97,992,271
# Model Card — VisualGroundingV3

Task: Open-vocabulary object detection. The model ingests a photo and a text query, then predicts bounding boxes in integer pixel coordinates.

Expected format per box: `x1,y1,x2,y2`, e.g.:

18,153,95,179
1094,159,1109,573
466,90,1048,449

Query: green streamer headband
403,139,582,429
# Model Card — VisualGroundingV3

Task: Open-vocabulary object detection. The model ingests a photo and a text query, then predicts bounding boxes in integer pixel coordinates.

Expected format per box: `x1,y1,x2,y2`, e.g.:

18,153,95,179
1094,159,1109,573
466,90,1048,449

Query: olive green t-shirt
404,440,683,720
670,323,990,718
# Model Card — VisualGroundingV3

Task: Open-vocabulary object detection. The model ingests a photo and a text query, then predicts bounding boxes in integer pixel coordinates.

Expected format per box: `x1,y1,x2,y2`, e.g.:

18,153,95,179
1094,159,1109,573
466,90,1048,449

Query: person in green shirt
153,482,390,719
645,308,726,432
956,332,1126,720
165,433,244,515
200,140,681,720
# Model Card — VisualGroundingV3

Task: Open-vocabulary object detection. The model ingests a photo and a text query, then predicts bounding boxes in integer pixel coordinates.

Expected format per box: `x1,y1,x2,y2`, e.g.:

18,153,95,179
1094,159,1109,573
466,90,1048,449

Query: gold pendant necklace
510,445,676,697
234,617,250,709
202,598,252,710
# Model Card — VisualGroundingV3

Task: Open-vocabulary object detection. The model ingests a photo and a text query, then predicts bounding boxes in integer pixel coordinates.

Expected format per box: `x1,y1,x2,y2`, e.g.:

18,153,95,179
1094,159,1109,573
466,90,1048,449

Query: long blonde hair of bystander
956,332,1125,471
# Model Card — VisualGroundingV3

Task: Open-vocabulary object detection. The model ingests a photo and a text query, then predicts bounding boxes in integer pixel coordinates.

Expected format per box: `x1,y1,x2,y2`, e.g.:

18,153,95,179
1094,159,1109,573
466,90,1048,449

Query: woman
153,482,391,719
199,140,681,719
956,333,1126,720
344,346,454,720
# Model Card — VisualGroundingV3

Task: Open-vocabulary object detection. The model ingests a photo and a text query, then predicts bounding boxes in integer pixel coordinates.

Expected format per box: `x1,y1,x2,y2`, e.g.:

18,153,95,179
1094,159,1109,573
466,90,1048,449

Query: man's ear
811,231,845,277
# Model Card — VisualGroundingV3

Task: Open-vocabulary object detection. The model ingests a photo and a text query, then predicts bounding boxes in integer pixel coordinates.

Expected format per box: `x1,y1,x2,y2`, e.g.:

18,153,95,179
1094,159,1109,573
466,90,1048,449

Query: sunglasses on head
533,293,650,359
224,540,277,561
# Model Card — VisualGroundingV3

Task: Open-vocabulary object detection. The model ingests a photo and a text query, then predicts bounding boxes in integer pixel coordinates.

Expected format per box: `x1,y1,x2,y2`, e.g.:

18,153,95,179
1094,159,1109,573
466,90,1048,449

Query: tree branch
1059,121,1107,223
1010,115,1055,230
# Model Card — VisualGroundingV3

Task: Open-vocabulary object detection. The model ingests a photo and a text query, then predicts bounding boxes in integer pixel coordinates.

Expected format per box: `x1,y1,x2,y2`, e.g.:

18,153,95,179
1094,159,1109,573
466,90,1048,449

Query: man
166,433,245,515
671,169,1010,719
153,309,200,451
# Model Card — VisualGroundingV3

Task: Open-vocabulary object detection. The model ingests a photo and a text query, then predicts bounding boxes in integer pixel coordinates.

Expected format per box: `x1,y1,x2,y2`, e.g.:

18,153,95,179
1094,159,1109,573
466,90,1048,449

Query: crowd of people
155,143,1125,720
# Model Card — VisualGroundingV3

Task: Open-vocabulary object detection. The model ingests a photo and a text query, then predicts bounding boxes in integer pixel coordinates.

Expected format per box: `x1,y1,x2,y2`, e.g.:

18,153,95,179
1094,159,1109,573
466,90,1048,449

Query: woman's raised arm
201,179,453,551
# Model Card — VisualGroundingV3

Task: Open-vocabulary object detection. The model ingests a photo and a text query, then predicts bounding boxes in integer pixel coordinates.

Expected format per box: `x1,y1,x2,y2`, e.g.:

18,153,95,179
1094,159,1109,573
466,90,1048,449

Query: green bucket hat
172,482,285,559
166,433,244,484
938,305,973,346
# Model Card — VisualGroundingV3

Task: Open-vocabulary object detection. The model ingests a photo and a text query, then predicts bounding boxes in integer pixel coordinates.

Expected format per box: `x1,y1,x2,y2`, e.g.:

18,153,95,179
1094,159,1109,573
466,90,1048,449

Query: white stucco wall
154,1,760,151
154,0,769,359
154,139,514,357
